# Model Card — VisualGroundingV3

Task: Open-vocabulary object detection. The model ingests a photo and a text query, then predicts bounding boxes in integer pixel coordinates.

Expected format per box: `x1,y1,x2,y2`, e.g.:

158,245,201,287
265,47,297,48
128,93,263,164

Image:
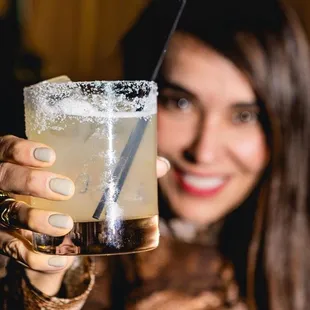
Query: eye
159,95,193,113
177,98,191,110
232,110,258,124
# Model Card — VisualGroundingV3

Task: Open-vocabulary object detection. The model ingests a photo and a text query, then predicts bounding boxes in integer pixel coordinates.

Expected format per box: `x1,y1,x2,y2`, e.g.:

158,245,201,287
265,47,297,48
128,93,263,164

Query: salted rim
24,80,158,133
24,80,157,101
24,80,158,116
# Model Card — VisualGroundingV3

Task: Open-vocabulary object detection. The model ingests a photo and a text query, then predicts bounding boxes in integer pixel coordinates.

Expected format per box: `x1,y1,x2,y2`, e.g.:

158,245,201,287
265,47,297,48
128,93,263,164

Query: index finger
0,135,56,168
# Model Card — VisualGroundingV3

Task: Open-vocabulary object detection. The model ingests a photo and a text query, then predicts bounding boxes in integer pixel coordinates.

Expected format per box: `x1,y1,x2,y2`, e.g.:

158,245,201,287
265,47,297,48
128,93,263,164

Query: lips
175,169,229,198
183,174,225,189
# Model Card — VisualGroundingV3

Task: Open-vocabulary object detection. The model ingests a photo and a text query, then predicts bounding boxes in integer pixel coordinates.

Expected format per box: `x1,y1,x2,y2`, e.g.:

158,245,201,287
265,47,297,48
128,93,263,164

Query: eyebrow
233,102,259,108
158,77,195,98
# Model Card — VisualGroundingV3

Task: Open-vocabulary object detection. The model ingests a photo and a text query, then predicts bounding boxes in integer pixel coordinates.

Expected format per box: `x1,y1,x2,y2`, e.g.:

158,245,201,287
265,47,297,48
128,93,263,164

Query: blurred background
0,0,309,136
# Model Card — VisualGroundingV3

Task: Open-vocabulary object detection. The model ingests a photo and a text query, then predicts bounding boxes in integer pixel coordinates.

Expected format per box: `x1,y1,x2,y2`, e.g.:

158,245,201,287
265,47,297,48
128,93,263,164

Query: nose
183,115,221,164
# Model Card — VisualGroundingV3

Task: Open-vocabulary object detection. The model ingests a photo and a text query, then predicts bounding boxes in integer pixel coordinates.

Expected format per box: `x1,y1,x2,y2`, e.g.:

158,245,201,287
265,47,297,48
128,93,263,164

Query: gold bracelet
0,191,17,229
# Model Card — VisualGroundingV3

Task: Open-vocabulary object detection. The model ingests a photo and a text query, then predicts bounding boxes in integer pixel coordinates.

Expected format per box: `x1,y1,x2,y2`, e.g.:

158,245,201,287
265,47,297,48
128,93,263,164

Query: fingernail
33,147,54,163
48,214,72,229
48,256,67,267
158,156,171,171
49,178,74,196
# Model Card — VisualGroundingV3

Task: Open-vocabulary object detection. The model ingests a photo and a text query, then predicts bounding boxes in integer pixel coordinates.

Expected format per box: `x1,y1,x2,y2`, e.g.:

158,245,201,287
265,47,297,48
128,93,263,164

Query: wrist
22,257,95,309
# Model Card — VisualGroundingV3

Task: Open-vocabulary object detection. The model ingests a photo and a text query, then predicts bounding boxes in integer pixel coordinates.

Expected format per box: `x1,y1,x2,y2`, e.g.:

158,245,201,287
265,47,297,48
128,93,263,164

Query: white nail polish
48,214,72,229
33,148,54,162
49,178,75,196
48,256,67,267
158,156,171,171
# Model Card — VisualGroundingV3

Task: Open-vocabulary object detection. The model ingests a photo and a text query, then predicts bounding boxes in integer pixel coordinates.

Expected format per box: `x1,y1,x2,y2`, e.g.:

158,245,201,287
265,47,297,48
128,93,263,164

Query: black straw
151,0,187,81
93,0,187,219
92,119,148,219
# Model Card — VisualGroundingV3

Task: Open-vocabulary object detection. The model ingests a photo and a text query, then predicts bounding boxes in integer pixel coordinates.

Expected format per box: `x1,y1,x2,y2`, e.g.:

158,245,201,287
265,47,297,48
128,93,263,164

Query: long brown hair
122,1,310,309
237,4,310,310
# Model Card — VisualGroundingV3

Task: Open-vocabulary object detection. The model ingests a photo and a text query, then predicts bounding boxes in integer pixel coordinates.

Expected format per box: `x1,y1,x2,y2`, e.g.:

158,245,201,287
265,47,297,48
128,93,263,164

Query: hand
0,135,76,295
0,135,170,295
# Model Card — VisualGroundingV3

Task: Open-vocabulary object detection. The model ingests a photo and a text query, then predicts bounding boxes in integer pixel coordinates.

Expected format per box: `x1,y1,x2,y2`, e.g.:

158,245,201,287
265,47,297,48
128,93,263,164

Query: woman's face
158,33,269,224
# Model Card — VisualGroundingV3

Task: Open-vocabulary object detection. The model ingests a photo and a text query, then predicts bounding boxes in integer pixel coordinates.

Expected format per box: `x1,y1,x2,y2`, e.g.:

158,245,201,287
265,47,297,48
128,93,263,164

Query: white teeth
183,174,225,189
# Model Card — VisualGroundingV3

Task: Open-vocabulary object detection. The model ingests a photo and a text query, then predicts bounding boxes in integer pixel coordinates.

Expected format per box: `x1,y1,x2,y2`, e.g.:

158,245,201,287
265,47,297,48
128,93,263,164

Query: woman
1,0,309,309
123,1,310,309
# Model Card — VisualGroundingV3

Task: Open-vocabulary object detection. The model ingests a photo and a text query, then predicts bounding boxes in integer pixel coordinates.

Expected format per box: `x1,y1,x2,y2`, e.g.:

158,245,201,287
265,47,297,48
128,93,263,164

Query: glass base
33,215,159,256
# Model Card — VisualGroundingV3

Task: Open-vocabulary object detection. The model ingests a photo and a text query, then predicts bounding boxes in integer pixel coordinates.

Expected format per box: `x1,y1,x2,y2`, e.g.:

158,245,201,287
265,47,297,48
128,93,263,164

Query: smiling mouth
175,170,229,197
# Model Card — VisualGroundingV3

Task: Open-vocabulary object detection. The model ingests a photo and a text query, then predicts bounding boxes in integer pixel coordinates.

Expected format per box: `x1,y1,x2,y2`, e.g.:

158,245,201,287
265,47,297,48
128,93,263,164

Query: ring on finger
0,191,18,229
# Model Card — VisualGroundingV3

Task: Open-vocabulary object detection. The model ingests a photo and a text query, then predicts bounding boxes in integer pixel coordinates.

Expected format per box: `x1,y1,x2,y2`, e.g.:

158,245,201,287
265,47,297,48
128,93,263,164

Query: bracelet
21,257,95,310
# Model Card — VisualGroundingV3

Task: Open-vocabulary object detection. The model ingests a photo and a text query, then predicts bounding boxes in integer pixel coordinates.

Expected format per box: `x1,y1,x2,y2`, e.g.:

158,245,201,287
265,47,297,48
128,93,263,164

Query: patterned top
0,219,248,310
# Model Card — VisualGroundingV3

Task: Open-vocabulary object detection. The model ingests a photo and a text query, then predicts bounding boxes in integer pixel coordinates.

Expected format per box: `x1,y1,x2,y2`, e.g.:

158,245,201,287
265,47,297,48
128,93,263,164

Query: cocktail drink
24,80,158,255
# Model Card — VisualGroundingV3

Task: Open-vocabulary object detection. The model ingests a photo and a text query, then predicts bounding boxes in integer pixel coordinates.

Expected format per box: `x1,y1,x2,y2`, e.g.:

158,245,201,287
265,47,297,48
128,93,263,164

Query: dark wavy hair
122,1,310,309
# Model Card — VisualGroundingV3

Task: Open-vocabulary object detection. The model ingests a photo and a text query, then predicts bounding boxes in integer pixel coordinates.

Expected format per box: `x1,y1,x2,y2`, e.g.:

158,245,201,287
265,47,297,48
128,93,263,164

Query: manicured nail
48,214,72,229
48,256,67,267
158,156,171,171
49,178,74,196
33,147,54,162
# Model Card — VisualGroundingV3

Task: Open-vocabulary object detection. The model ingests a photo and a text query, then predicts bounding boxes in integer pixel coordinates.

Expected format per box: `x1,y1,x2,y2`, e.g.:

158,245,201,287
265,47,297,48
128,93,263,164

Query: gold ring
0,191,17,229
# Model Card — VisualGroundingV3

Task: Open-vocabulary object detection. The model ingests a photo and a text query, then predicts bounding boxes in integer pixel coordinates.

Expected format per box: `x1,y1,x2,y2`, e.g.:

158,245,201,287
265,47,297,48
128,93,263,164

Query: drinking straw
93,0,187,219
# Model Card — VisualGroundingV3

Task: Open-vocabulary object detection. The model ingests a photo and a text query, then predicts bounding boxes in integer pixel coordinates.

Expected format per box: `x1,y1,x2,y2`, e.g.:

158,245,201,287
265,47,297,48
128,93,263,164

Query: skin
158,33,269,225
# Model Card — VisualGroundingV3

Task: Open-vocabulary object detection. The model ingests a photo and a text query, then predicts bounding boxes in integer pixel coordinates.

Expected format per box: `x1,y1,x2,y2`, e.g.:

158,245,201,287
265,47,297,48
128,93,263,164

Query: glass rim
24,80,158,134
24,80,157,95
24,79,157,113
